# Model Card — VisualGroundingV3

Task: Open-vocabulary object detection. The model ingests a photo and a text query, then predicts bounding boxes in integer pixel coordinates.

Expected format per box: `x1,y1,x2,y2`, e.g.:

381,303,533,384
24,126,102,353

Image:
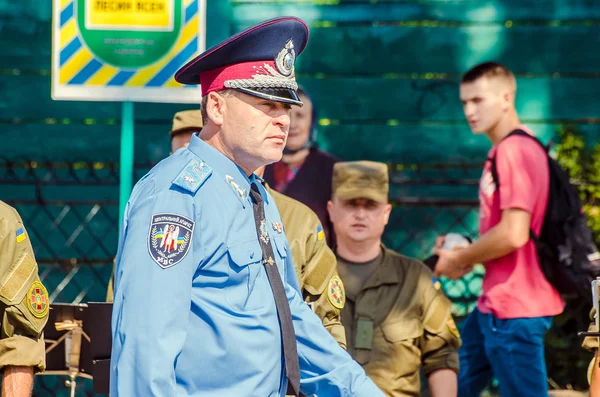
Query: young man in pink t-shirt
433,62,564,396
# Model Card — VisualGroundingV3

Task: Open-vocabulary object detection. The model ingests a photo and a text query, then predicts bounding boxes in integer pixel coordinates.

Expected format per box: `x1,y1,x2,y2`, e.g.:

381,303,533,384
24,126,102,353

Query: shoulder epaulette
172,158,212,194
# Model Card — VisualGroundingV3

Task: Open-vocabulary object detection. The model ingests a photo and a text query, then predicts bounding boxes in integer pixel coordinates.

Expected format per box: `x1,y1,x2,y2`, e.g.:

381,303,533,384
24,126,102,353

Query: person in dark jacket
264,87,339,247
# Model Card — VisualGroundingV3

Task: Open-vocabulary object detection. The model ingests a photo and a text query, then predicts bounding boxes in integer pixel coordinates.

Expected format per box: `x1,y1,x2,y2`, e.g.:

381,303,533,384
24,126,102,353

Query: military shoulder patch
447,316,460,339
148,213,194,269
27,281,49,319
15,227,26,243
327,276,346,309
172,159,212,194
316,224,325,241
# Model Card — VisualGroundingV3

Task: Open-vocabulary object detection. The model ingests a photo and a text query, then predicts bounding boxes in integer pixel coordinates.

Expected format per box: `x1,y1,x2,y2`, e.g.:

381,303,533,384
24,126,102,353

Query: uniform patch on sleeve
327,276,346,309
27,281,49,319
16,227,26,243
447,316,460,339
316,224,325,241
148,213,194,269
0,253,37,306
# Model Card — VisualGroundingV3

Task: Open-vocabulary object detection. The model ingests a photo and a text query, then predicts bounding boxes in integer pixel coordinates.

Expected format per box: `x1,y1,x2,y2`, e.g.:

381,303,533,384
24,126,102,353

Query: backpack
488,129,600,300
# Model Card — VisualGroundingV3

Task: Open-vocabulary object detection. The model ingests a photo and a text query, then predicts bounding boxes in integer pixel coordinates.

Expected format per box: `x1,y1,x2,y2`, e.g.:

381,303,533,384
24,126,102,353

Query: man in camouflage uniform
327,161,461,397
0,201,49,396
107,111,346,348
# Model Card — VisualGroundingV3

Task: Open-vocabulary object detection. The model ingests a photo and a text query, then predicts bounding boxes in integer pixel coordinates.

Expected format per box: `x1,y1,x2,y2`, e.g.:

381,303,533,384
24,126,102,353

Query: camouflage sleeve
418,268,461,376
0,204,48,371
302,216,347,349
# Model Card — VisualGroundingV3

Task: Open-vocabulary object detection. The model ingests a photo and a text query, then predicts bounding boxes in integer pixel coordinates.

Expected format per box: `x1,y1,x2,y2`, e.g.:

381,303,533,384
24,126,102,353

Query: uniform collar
187,134,267,207
359,245,399,291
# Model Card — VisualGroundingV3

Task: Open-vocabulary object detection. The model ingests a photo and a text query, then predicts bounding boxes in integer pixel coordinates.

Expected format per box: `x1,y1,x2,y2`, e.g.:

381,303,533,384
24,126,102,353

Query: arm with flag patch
110,176,200,396
302,216,347,349
0,201,49,396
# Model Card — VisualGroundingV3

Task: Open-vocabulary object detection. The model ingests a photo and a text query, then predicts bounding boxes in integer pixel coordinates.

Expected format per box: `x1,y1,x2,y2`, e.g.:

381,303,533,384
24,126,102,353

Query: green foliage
544,126,600,392
556,126,600,241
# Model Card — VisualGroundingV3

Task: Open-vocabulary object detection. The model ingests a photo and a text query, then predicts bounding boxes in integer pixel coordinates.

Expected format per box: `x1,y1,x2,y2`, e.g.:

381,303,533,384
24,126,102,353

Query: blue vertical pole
118,101,134,238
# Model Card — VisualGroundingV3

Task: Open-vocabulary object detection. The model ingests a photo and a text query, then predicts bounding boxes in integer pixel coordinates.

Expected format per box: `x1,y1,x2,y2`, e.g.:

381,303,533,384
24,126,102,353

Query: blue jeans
458,309,553,397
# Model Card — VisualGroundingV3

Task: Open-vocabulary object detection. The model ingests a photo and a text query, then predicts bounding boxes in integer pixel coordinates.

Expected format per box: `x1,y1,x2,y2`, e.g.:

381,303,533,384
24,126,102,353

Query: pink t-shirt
477,126,564,319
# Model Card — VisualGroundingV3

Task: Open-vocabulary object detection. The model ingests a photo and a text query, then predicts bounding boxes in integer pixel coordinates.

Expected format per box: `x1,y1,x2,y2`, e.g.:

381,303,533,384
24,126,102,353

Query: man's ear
501,84,516,111
327,199,334,221
206,92,227,126
383,203,392,226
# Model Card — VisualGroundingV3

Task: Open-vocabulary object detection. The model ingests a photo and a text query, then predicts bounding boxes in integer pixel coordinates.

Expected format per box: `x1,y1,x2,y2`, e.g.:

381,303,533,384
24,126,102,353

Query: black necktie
249,183,301,396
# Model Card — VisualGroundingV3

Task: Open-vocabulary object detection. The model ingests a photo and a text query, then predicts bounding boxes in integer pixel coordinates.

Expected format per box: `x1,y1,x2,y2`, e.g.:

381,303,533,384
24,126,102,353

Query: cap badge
275,39,295,77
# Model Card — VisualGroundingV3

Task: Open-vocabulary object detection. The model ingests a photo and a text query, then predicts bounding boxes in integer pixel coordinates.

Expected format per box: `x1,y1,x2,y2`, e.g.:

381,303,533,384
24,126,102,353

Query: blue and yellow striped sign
52,0,205,103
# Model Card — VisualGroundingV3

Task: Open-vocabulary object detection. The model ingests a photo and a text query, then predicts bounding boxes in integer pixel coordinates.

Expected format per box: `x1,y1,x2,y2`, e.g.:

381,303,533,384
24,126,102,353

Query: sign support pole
118,101,134,237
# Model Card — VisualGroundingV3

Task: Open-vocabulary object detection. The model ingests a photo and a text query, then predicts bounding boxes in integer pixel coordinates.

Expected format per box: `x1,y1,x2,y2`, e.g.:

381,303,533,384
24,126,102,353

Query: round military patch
27,281,49,319
327,276,346,309
447,316,460,338
148,213,195,269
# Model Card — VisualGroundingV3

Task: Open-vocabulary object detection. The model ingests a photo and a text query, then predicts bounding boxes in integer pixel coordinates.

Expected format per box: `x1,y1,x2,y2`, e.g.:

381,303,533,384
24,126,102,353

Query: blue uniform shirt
110,135,383,397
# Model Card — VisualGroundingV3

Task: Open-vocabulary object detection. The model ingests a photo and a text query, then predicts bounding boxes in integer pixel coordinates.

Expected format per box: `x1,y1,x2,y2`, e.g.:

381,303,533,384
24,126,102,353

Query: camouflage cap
332,161,389,203
169,110,203,137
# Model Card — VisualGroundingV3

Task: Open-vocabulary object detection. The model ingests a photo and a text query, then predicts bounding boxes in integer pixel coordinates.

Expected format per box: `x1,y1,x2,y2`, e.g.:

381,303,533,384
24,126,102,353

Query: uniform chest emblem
272,221,282,233
259,219,270,244
27,281,49,319
148,213,194,269
327,276,346,309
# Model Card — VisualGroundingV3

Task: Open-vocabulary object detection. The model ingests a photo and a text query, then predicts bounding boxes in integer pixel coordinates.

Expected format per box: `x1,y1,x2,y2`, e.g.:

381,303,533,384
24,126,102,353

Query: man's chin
347,233,371,243
261,148,284,165
470,127,487,135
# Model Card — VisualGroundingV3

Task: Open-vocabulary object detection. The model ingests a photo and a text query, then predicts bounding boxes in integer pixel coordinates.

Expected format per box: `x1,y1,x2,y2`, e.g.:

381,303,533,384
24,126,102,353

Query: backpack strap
486,129,548,242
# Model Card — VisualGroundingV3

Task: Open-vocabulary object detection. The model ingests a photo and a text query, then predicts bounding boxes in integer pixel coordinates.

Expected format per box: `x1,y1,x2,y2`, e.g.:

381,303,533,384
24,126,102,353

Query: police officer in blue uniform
110,17,384,397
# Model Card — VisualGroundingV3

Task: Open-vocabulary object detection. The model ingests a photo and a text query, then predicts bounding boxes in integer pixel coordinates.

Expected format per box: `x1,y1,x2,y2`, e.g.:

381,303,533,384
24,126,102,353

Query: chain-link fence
0,157,592,395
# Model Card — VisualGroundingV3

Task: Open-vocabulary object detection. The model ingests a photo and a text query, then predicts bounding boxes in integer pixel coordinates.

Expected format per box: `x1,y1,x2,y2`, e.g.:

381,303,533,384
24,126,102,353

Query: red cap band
201,60,282,95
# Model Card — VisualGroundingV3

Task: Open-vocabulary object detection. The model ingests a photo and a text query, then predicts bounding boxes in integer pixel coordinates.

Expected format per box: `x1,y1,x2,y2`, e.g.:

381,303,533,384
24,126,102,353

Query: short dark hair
461,61,516,92
200,89,236,126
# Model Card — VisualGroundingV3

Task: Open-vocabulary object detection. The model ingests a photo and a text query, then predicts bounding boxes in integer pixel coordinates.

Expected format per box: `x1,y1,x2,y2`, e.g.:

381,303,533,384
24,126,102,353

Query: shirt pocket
226,239,267,312
272,236,288,283
377,319,423,378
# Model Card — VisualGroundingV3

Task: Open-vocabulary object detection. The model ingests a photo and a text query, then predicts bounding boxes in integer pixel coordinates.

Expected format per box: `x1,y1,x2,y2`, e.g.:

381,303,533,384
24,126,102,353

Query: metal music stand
84,302,113,395
40,303,92,397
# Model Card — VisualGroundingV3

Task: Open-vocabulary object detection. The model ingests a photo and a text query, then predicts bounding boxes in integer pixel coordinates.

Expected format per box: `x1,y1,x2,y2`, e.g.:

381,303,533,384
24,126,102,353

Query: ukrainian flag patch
316,225,325,240
16,227,26,243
